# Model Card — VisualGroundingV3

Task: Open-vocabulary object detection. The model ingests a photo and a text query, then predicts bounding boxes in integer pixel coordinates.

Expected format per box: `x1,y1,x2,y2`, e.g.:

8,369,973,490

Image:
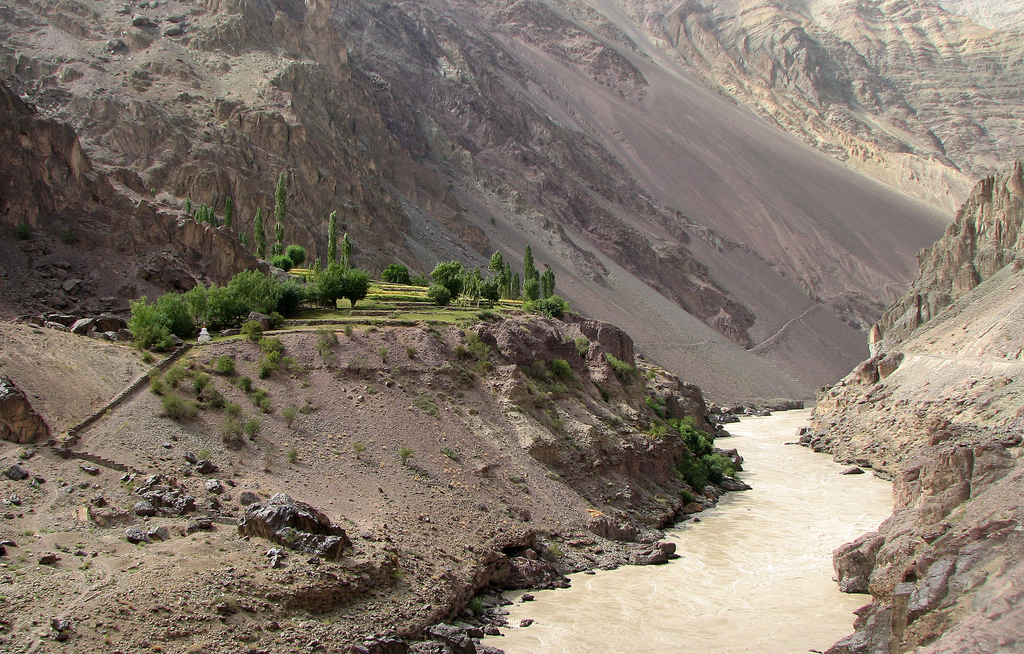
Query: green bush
128,297,173,350
680,489,695,505
14,223,30,240
60,227,78,244
427,284,451,306
162,394,198,420
220,418,243,449
525,295,569,319
381,263,411,284
284,244,306,268
405,345,417,359
257,359,277,379
703,453,735,484
353,441,366,459
227,270,283,315
551,359,572,380
277,280,304,317
225,402,242,418
241,321,263,342
287,445,300,464
243,418,261,439
155,293,196,338
271,255,293,271
430,261,464,300
192,372,212,394
676,455,708,491
200,385,225,409
399,446,414,466
574,336,590,358
282,407,297,428
214,355,236,376
260,337,285,356
237,376,253,393
164,363,188,388
606,353,637,380
441,446,460,461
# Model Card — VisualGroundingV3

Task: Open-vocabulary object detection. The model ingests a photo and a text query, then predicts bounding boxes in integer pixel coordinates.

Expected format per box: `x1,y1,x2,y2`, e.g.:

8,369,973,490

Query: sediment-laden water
487,409,892,654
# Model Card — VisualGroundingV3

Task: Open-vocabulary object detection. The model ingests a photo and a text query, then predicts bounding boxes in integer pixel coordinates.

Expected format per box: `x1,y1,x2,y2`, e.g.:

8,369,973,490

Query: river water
486,410,892,654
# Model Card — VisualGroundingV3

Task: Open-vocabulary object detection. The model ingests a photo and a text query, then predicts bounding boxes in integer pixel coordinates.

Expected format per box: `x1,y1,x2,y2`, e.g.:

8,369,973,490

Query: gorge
1,1,1023,653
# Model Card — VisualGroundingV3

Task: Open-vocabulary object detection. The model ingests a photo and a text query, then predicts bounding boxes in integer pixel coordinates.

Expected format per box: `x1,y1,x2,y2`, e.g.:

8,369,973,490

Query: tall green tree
254,208,266,259
273,220,284,257
224,197,234,229
541,268,556,298
431,261,465,300
340,233,352,273
327,210,338,264
523,244,538,286
273,172,287,257
511,273,521,300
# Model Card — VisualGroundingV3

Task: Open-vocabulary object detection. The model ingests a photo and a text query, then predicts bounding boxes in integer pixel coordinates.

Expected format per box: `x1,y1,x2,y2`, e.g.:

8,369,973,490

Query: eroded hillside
809,163,1024,653
0,312,747,652
1,0,963,398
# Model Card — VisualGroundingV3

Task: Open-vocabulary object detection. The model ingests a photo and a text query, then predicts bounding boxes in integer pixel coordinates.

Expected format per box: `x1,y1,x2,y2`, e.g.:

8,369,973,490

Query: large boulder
0,376,50,443
587,514,638,542
238,493,350,560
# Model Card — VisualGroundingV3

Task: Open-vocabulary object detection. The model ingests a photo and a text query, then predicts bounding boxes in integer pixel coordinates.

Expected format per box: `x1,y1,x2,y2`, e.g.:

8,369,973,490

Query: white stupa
197,327,212,343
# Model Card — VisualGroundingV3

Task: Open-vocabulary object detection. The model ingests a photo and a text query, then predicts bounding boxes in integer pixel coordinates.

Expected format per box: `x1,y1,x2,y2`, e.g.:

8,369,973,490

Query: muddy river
486,409,891,654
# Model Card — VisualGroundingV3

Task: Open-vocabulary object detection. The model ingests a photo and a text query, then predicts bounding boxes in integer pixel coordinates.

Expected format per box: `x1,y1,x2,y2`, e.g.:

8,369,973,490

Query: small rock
162,442,173,449
184,452,198,465
520,594,534,602
0,544,5,556
719,477,752,491
483,626,501,636
131,15,155,27
4,465,29,481
134,501,157,517
163,24,183,37
195,460,218,474
92,495,107,507
51,618,71,633
239,491,261,506
80,464,100,476
125,527,150,544
266,547,284,568
519,619,534,628
7,494,21,506
205,479,224,494
38,552,60,565
840,467,865,475
148,525,170,541
186,518,213,533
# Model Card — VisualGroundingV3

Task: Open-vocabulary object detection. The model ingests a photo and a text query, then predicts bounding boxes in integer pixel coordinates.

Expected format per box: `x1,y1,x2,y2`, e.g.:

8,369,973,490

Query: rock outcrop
238,493,351,560
0,375,50,443
811,163,1024,653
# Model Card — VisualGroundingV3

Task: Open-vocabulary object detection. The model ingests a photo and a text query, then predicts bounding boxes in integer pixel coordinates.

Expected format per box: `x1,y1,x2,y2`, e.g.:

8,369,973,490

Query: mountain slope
0,0,960,399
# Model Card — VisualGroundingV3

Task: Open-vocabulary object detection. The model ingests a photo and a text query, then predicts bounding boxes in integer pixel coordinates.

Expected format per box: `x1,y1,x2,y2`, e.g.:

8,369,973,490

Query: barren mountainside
1,0,977,399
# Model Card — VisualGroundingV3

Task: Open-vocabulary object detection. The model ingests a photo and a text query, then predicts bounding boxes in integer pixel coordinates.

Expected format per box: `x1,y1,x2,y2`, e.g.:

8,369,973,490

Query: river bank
484,410,892,654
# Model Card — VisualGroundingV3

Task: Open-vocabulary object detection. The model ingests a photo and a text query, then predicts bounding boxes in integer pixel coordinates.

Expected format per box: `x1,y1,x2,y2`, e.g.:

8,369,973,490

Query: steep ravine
810,163,1024,653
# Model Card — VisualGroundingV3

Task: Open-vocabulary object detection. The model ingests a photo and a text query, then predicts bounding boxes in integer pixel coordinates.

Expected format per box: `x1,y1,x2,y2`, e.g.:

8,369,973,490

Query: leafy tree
541,268,556,298
480,280,500,303
285,244,306,268
523,278,540,302
224,197,234,229
340,233,352,272
327,210,338,264
277,280,305,316
227,269,283,314
239,232,248,248
340,269,370,308
525,294,569,319
502,262,512,298
488,251,505,276
184,198,192,214
310,263,346,308
382,263,411,284
273,220,284,257
524,244,538,285
427,285,451,306
511,273,521,299
254,208,266,259
128,297,173,350
431,261,464,300
156,293,196,338
206,284,246,328
463,268,484,305
271,255,293,271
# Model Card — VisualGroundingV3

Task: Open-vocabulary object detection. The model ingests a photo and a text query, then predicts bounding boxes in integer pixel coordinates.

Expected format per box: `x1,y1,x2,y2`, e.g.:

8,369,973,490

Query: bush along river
485,409,892,654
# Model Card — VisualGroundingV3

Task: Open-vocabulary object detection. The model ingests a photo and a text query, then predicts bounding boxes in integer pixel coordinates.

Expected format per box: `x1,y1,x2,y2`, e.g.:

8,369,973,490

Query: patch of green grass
606,354,637,381
413,394,439,418
441,446,460,462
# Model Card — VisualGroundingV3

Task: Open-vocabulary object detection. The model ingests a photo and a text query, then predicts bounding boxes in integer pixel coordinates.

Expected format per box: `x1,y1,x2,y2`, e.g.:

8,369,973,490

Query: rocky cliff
809,163,1024,653
1,0,961,399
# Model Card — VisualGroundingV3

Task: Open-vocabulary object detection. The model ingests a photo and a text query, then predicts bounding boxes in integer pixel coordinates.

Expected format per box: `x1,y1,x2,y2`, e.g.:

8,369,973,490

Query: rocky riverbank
808,163,1024,653
0,312,748,653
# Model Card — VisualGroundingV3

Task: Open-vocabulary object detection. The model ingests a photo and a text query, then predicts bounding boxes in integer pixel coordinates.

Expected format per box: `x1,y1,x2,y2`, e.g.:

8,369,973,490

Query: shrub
427,284,451,306
544,542,564,560
574,336,590,358
268,311,285,330
60,227,78,244
284,244,306,268
162,394,198,420
257,359,277,379
468,597,484,617
441,446,460,461
128,297,173,350
149,377,166,395
225,402,242,418
676,455,708,491
343,324,354,338
409,274,430,287
165,363,188,388
551,359,572,380
214,355,236,375
353,441,366,459
14,223,30,240
606,353,637,380
237,376,253,393
678,418,713,457
241,321,263,342
525,295,569,319
282,407,297,428
192,372,212,394
141,351,155,365
287,445,299,464
200,385,225,409
381,263,411,284
405,346,417,359
702,453,736,484
271,255,293,271
680,489,695,505
379,346,389,363
220,418,243,449
398,446,414,466
243,418,261,439
260,336,285,356
413,394,439,417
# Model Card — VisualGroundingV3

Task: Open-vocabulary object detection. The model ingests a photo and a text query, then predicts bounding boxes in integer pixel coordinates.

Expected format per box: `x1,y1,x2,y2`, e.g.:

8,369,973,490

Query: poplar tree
273,172,287,257
254,208,266,259
511,273,521,300
327,211,338,264
340,233,352,273
541,268,556,298
524,245,538,285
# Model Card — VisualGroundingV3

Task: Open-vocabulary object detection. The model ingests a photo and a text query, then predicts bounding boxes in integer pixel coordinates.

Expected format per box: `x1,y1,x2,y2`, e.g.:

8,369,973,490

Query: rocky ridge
0,310,747,652
808,163,1024,653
